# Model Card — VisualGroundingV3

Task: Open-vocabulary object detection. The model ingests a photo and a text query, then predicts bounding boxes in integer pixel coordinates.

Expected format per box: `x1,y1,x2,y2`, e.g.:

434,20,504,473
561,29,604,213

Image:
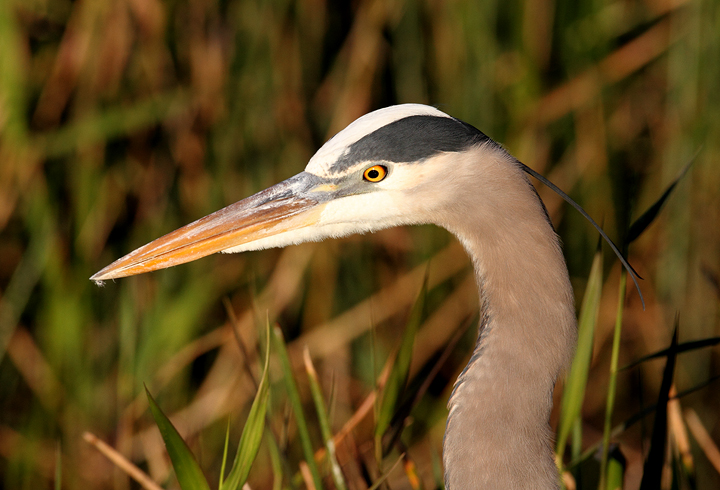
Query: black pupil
367,169,379,179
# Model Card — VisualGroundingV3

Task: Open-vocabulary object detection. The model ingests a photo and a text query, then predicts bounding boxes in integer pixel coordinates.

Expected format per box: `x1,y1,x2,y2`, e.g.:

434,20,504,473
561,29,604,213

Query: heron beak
90,173,326,282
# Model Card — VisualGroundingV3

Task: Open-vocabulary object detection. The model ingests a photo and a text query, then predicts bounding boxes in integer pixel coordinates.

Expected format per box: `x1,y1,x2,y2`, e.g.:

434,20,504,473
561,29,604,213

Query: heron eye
363,165,387,183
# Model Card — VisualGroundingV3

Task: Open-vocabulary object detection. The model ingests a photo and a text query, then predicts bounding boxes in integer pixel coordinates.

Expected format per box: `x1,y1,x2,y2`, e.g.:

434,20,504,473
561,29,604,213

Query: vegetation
1,0,719,488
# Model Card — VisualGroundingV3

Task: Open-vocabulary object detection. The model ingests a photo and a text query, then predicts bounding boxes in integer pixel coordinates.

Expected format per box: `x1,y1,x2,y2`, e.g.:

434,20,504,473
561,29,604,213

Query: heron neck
439,148,576,489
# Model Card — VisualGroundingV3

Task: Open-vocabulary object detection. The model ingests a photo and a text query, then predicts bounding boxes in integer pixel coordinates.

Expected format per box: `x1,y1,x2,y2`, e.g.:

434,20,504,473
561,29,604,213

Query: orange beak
91,173,326,283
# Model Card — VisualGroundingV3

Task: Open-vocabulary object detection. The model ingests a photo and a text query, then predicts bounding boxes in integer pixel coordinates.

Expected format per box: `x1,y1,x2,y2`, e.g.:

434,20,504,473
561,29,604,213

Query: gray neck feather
437,146,577,489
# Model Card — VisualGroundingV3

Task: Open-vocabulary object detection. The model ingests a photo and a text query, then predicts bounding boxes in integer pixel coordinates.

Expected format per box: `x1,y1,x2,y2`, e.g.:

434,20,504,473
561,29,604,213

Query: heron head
91,104,489,282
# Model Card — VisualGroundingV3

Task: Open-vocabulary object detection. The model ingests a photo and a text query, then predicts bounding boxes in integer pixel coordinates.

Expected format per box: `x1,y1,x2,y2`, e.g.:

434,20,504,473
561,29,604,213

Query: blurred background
1,0,719,488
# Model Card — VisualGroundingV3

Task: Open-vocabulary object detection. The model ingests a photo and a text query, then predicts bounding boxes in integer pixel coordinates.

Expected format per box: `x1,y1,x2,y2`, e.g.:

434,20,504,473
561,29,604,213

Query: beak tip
90,268,116,285
88,183,322,286
89,273,106,286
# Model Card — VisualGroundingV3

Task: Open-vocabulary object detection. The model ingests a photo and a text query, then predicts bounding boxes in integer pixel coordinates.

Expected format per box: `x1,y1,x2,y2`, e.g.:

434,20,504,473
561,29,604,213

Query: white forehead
305,104,452,176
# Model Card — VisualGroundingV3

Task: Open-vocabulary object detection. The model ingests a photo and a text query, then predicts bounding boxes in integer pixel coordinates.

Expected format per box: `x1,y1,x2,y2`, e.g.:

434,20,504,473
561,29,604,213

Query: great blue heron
92,104,640,489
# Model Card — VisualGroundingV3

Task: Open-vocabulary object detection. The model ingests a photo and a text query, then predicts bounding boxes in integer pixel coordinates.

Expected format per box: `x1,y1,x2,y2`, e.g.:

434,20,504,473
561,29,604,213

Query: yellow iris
363,165,387,182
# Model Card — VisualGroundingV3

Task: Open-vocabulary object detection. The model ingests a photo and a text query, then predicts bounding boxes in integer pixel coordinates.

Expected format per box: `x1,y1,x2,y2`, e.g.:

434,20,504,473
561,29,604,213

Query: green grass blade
303,347,348,490
271,326,323,490
375,275,427,459
556,248,603,461
265,428,284,490
219,420,231,489
605,445,626,490
221,321,272,490
145,387,212,490
571,417,582,462
599,271,627,489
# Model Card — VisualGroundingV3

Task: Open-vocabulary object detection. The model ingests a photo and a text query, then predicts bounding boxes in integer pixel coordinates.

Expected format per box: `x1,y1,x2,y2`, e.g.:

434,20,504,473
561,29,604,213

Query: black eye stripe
329,115,489,174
